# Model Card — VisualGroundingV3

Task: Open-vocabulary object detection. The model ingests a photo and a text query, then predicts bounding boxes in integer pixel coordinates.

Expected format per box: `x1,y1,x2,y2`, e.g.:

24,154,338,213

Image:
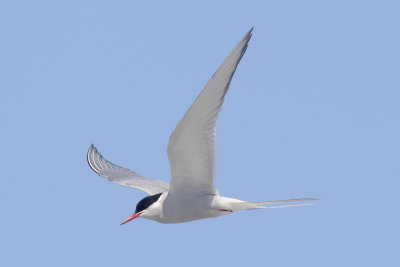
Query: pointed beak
120,212,142,225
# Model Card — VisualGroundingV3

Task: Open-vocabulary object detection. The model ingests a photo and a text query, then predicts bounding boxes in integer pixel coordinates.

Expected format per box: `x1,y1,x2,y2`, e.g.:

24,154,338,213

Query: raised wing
87,144,169,195
167,28,253,196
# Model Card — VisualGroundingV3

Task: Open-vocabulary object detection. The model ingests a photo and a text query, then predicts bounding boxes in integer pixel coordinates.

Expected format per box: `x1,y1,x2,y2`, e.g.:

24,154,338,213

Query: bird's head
120,193,163,225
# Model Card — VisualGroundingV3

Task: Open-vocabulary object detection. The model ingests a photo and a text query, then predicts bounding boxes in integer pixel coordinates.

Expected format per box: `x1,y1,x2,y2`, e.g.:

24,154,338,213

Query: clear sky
1,1,399,266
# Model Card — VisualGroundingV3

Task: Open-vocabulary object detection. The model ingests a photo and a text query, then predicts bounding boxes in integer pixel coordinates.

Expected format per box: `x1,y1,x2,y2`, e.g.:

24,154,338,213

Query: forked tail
231,198,320,211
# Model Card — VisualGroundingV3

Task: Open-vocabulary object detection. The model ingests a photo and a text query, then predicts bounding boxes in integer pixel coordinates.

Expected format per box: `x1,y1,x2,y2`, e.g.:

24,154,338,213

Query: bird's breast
157,193,220,223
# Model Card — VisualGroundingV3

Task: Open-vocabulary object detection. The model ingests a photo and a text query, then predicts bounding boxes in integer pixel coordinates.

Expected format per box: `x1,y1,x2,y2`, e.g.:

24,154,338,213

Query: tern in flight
87,28,318,225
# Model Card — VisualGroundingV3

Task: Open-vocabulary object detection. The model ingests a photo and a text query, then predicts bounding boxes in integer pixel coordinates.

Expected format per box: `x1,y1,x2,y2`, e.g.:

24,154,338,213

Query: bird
87,28,318,225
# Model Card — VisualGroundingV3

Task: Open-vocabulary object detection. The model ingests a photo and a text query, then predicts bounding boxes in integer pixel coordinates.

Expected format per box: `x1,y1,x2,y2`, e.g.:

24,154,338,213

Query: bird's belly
157,194,220,224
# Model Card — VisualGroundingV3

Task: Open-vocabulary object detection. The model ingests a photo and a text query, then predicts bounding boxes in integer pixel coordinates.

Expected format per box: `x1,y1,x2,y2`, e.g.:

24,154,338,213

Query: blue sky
1,1,399,266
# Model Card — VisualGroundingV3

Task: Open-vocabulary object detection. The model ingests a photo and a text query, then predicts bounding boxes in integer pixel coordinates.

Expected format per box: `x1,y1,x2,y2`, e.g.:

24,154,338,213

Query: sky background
1,1,399,266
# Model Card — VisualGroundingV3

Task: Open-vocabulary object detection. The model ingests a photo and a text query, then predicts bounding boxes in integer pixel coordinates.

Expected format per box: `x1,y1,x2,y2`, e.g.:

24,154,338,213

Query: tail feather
230,198,319,211
263,203,314,208
253,198,320,206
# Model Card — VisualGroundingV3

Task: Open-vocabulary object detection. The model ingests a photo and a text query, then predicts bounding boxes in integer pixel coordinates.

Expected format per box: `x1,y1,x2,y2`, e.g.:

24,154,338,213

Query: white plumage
87,28,318,224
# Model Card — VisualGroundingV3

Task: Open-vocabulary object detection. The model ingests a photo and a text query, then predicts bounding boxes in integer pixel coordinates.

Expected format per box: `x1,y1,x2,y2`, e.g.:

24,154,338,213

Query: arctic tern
87,28,318,225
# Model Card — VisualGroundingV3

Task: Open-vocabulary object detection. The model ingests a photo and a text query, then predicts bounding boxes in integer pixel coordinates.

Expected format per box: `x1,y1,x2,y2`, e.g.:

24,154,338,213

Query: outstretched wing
167,28,253,196
87,144,169,195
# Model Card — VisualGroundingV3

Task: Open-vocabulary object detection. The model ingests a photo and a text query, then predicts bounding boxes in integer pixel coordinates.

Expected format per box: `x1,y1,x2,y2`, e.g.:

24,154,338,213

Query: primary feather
167,28,253,196
87,144,169,195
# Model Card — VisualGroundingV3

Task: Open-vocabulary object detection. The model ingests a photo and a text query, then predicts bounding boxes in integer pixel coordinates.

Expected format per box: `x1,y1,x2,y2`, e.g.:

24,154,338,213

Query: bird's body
87,28,318,225
142,192,215,224
141,193,253,224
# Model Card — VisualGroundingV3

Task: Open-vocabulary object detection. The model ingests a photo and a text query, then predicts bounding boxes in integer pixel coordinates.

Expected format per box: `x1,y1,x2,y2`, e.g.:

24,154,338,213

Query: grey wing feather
87,144,169,195
167,28,253,196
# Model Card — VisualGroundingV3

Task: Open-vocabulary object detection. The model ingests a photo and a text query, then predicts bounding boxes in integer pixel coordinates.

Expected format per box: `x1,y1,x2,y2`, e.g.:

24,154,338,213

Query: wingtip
87,144,95,159
87,143,100,173
244,27,253,41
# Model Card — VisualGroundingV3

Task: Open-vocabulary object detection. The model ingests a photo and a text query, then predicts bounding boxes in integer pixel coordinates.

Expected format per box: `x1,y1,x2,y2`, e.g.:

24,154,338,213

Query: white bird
87,28,318,225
